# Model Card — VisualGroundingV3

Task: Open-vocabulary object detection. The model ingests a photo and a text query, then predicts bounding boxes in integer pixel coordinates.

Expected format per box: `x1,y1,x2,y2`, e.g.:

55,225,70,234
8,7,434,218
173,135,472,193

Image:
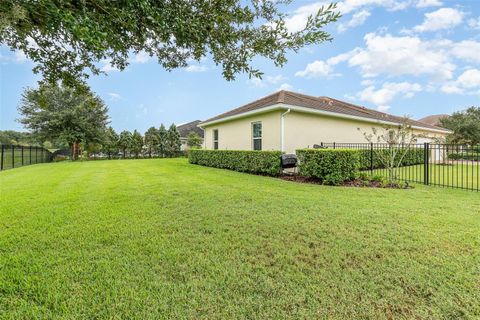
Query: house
177,120,204,150
199,91,451,154
418,114,450,127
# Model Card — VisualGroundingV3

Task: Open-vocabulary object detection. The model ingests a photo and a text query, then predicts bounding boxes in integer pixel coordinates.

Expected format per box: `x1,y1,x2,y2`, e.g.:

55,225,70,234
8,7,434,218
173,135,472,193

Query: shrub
448,152,480,161
296,149,360,185
357,148,424,170
188,149,283,176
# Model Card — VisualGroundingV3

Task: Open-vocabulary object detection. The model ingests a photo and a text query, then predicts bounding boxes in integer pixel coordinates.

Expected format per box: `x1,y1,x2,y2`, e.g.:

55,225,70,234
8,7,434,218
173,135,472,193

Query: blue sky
1,0,479,133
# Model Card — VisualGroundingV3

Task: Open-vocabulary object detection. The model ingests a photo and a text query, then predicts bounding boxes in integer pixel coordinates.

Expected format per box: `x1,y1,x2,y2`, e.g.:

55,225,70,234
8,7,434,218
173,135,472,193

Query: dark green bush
296,149,360,185
448,152,480,161
188,149,283,176
357,148,424,170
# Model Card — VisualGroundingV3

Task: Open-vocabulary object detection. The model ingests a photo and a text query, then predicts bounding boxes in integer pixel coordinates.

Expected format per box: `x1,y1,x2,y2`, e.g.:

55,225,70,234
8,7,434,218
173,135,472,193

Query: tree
156,124,168,157
359,120,421,185
102,127,119,159
18,83,109,160
166,124,181,157
440,107,480,145
131,130,144,158
1,1,340,88
186,131,203,148
118,130,132,158
144,126,159,158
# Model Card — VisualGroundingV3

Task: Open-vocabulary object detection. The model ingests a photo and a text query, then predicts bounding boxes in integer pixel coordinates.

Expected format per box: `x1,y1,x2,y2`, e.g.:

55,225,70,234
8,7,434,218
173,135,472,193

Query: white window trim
252,121,262,150
213,129,219,149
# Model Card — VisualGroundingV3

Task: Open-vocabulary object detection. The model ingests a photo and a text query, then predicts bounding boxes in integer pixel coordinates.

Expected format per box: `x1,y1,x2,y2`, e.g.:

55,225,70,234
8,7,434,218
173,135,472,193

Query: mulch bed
279,175,412,189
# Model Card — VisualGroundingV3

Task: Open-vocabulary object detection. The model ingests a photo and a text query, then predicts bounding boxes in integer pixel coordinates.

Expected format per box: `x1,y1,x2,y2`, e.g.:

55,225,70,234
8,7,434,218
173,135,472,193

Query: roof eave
198,103,452,134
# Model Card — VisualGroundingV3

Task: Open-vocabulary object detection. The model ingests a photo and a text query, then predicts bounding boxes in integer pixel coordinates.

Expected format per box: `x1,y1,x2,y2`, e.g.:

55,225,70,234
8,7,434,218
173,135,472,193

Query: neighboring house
177,120,204,150
418,114,450,127
199,91,451,154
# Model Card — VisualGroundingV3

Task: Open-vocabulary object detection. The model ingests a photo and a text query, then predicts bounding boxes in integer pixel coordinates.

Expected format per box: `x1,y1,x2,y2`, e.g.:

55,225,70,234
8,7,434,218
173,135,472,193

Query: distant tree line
16,83,186,160
95,125,182,159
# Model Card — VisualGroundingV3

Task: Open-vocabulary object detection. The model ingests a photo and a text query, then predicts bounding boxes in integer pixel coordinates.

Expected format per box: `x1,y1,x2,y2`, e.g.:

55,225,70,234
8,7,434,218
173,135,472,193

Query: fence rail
0,144,52,171
316,142,479,192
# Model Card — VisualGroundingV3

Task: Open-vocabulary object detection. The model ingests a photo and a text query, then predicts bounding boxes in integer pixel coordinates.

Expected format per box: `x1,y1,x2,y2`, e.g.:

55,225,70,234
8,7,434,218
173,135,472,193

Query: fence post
21,146,24,166
41,148,44,163
333,142,336,149
424,143,430,185
320,142,323,148
12,145,15,168
35,147,38,163
370,142,374,174
0,145,4,170
30,146,32,164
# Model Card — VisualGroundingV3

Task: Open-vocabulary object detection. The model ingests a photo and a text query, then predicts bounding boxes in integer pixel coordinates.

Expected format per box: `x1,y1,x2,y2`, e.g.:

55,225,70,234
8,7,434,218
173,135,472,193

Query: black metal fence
316,142,479,192
0,144,52,171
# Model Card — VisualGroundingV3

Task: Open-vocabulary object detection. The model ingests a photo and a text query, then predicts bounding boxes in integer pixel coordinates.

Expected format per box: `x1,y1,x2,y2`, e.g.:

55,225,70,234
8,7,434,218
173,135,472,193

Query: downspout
281,108,291,152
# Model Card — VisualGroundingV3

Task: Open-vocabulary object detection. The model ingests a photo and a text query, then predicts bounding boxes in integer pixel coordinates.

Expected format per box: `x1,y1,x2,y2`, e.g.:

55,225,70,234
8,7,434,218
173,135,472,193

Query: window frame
251,121,262,151
213,129,219,150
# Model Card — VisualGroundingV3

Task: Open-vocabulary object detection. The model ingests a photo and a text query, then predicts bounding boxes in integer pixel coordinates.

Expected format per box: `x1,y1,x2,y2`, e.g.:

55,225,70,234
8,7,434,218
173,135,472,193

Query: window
213,129,219,150
252,122,262,150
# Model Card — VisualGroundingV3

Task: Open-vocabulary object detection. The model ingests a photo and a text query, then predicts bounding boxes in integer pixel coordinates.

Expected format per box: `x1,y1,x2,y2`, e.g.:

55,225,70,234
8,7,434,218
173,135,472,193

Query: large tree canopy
441,107,480,145
18,83,109,159
0,1,339,87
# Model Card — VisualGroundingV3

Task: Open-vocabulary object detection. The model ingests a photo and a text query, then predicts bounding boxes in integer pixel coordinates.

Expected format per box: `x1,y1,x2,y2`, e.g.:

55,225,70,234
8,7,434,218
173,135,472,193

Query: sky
1,0,479,133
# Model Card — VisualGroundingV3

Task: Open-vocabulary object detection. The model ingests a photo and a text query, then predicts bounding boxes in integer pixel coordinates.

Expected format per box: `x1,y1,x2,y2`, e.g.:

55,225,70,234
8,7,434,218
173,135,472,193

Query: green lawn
371,163,479,190
1,159,479,319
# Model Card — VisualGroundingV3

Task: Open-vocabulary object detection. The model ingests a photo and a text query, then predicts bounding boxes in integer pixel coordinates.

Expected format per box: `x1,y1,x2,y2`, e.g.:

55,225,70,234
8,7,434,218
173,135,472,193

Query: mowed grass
371,163,479,190
1,159,479,319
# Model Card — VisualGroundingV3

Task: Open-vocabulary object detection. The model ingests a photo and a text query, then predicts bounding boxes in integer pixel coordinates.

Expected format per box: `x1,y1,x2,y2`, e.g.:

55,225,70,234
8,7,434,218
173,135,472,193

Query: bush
448,152,480,161
188,149,283,176
296,149,360,185
357,148,424,170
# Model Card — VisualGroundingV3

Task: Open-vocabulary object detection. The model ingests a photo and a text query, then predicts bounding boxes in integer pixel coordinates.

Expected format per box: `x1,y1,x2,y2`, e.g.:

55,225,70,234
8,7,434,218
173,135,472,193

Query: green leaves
189,149,283,176
441,107,480,145
1,0,340,88
18,83,109,151
296,149,359,185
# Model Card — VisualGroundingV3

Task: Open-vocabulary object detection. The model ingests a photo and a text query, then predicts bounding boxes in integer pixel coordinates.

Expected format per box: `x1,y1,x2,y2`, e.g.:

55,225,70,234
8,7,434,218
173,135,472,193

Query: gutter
281,108,291,152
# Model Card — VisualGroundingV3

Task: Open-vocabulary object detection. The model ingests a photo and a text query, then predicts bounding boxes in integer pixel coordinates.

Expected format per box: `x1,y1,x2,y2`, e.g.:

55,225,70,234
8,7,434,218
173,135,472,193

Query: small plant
358,118,425,185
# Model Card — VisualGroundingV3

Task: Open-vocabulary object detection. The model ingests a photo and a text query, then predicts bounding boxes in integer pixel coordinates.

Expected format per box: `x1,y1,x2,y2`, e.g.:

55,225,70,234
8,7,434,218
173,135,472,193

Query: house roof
200,90,450,133
418,114,449,127
177,120,204,138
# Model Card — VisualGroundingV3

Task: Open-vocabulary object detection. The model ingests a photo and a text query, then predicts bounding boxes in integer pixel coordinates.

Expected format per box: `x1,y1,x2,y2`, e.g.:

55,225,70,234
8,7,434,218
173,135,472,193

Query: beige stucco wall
203,111,282,151
202,109,448,153
283,111,446,153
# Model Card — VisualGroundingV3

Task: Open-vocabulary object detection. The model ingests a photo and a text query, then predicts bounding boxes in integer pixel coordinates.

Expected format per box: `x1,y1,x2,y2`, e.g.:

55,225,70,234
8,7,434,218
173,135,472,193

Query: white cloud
184,65,207,72
412,8,464,33
13,51,27,63
284,0,410,33
248,75,287,87
295,60,332,78
277,83,293,91
468,17,480,30
337,10,371,33
107,92,122,101
416,0,442,8
346,33,455,81
450,40,480,63
441,69,480,94
356,82,423,111
130,51,151,64
100,59,120,72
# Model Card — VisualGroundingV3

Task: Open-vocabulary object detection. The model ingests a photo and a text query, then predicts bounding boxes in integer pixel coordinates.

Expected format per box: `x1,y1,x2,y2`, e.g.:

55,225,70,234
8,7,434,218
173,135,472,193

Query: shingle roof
418,114,449,127
200,90,449,132
177,120,204,138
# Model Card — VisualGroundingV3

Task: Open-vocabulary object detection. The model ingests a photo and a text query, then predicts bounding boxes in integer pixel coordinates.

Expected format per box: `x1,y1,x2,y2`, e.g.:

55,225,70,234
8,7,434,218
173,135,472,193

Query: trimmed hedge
448,152,480,161
357,148,424,170
296,149,360,185
188,149,283,176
